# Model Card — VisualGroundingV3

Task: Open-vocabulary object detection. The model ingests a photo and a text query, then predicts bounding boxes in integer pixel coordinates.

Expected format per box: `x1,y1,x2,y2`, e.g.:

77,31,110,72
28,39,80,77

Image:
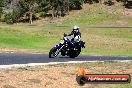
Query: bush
0,8,2,20
1,0,100,24
4,13,14,24
0,0,4,21
4,9,21,24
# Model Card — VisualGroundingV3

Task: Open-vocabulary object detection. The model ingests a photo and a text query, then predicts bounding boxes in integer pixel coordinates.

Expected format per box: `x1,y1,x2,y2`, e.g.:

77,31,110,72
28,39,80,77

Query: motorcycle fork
54,45,64,57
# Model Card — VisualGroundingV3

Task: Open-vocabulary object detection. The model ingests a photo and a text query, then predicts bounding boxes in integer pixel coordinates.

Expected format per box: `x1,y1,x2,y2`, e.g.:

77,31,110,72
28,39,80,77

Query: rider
67,25,81,44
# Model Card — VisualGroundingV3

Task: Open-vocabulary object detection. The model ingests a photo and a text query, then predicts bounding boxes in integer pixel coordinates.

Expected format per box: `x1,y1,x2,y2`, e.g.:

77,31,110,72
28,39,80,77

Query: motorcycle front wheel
49,47,58,58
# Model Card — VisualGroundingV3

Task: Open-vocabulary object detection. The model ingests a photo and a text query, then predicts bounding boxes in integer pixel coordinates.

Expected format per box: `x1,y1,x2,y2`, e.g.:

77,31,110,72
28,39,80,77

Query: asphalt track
0,53,132,65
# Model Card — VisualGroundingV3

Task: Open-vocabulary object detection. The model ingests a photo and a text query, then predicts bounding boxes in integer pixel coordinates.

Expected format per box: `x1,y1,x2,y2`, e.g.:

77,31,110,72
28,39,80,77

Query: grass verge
0,24,131,56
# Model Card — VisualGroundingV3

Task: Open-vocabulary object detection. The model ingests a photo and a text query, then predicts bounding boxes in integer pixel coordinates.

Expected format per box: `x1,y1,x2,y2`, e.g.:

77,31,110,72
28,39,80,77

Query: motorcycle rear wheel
69,51,80,58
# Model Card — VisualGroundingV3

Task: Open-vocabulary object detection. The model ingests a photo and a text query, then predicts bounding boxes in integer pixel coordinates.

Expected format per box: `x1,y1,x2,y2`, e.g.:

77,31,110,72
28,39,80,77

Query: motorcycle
49,33,85,58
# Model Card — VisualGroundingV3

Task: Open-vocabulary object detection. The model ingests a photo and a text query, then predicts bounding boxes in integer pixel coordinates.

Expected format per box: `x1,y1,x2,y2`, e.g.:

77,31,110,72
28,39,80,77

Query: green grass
0,25,61,51
62,9,116,26
0,3,131,56
59,3,132,26
0,24,131,56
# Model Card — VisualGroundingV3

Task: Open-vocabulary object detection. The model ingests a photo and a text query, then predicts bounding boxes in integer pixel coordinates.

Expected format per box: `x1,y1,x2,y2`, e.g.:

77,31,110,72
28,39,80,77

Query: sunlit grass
0,24,131,56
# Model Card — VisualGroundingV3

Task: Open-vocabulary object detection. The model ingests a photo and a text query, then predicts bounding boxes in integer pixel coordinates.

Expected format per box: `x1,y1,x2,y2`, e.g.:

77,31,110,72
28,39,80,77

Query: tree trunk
29,12,33,24
82,1,84,9
29,3,33,24
52,7,55,19
67,0,69,15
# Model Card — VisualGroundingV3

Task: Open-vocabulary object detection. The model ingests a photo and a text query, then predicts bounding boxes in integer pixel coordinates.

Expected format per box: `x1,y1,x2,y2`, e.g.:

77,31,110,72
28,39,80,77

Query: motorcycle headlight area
64,37,67,40
60,40,64,44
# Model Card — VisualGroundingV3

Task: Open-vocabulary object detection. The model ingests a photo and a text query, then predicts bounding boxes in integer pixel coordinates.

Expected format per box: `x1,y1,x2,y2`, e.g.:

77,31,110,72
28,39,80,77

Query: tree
49,0,70,19
0,0,4,19
36,0,50,13
69,0,84,10
1,0,97,24
19,0,39,24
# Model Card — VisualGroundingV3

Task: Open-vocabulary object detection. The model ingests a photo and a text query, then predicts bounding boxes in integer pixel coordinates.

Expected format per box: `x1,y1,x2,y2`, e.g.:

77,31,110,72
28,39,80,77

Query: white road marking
0,60,132,69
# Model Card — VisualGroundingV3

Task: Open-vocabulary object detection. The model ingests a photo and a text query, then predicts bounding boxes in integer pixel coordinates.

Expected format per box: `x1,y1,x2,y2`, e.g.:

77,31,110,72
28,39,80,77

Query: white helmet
73,25,79,29
73,25,78,29
73,25,79,33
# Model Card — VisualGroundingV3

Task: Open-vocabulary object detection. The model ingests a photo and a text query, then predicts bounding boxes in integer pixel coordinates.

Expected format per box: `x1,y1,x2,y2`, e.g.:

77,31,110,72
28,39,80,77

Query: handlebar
64,33,67,37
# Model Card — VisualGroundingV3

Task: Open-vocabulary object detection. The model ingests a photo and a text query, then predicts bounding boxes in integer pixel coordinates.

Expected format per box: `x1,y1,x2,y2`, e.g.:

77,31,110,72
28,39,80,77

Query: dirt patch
3,85,16,88
123,9,132,17
0,48,47,54
0,62,132,88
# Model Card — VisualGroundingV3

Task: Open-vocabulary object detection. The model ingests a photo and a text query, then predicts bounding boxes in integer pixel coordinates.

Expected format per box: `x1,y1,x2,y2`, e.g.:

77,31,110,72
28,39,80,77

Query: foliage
4,9,22,24
0,0,4,20
1,0,100,24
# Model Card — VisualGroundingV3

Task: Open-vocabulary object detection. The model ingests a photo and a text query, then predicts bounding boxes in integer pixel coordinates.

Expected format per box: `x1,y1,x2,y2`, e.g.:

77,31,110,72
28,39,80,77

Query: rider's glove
64,33,67,37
